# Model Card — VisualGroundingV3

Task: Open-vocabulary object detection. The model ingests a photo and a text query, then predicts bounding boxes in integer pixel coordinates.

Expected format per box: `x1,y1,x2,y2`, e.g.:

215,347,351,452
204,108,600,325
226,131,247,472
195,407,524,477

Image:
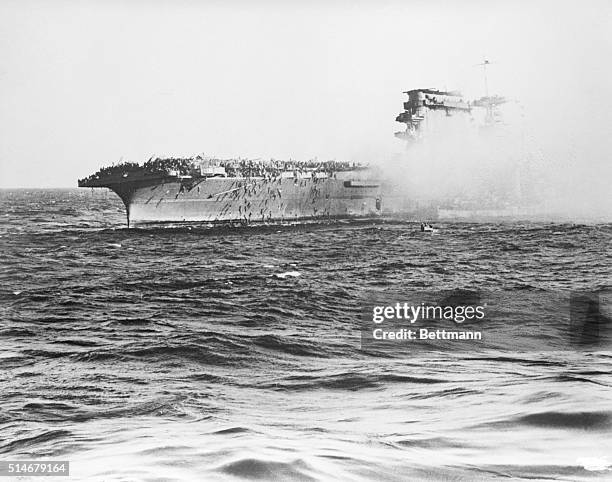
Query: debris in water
275,271,301,279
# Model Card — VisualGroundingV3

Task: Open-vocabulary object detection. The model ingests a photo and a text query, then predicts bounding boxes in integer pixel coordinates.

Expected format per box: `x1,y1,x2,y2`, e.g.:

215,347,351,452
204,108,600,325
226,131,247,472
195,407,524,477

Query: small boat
420,223,437,233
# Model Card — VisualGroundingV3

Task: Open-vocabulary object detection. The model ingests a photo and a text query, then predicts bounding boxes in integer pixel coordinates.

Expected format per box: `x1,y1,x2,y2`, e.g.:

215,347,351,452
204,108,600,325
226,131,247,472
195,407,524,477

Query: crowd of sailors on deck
80,157,363,183
218,159,360,178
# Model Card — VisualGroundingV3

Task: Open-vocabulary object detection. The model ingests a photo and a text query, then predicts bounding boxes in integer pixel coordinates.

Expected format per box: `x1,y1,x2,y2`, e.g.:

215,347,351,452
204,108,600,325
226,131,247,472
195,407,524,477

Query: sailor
420,223,425,232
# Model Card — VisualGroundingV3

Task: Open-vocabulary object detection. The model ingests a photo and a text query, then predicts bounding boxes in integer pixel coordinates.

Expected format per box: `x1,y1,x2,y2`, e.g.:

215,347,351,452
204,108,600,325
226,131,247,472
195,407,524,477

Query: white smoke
379,96,612,221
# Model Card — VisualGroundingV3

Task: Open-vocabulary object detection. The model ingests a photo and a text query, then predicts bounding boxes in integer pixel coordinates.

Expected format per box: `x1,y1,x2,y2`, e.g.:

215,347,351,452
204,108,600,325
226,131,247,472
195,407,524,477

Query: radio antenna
475,59,493,97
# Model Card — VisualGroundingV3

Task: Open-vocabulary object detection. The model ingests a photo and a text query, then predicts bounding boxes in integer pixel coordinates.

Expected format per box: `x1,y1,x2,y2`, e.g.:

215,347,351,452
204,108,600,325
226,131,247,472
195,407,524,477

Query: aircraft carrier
78,158,387,227
76,87,478,228
79,76,528,226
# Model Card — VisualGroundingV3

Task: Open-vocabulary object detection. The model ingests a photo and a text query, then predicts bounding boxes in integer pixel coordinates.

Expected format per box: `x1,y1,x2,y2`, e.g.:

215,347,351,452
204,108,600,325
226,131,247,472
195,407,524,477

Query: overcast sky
0,0,610,189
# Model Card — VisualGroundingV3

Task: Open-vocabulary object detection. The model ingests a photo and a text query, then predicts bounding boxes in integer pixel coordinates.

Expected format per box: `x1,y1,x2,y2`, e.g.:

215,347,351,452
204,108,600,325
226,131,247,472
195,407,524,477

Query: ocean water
1,188,611,481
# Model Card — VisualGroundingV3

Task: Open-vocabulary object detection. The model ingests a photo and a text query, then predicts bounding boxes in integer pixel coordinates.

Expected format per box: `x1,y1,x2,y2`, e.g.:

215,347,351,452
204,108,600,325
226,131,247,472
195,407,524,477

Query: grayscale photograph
1,0,611,480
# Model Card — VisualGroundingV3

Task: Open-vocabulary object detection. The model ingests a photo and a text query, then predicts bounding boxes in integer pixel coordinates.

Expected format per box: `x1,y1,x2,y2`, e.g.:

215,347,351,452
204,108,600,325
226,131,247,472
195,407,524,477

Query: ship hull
115,175,383,227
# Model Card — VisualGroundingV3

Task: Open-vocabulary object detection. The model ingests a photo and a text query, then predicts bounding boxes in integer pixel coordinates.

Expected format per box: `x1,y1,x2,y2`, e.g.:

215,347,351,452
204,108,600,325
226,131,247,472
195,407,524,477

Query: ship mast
472,58,506,128
475,59,491,98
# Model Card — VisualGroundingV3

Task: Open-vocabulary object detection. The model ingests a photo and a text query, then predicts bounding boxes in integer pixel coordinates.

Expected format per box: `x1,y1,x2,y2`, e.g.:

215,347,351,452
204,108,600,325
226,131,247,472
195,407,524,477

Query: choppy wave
1,189,611,480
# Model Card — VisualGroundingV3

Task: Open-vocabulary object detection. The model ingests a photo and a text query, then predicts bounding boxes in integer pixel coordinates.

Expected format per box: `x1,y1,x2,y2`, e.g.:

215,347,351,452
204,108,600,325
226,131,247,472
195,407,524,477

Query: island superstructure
394,88,506,144
78,157,384,227
394,89,472,143
394,84,544,220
